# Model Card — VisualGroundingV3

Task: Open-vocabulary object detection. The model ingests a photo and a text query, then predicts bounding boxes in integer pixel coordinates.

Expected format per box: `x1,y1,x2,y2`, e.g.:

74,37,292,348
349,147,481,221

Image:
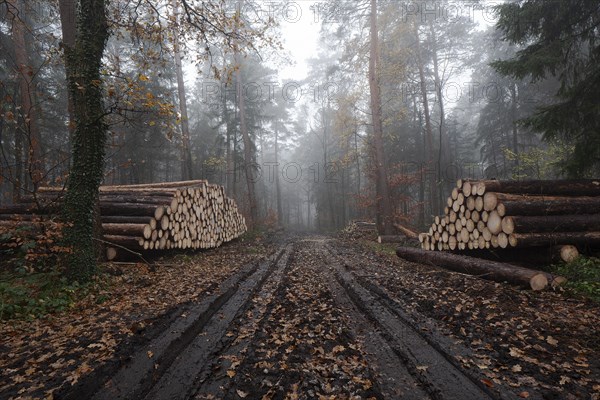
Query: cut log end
530,273,549,291
558,245,579,263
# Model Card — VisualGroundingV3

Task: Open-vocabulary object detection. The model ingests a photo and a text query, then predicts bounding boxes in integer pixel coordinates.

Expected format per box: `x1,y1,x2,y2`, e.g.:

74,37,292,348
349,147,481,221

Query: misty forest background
1,0,598,248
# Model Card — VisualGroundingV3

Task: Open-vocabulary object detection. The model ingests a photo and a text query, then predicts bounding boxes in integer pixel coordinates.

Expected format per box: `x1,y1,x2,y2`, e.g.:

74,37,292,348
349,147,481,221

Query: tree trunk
369,0,394,235
59,0,109,282
396,246,559,291
429,22,447,212
274,123,283,225
235,57,257,226
414,22,438,218
9,0,43,188
171,0,193,181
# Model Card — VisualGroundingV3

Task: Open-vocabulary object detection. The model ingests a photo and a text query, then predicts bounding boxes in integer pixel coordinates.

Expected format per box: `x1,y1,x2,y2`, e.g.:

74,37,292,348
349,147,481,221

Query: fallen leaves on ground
339,239,600,399
0,240,272,400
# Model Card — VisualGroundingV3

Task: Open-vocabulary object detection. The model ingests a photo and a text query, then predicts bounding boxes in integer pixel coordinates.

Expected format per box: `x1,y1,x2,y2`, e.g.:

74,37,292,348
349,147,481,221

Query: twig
93,237,151,265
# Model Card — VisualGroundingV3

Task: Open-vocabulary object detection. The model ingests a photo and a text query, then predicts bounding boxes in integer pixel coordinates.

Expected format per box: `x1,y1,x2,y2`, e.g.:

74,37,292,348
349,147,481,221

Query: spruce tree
492,0,600,176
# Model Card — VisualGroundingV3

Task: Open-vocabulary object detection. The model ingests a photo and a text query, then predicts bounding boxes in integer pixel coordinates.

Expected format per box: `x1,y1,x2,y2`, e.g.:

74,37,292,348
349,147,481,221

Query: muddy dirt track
55,236,599,400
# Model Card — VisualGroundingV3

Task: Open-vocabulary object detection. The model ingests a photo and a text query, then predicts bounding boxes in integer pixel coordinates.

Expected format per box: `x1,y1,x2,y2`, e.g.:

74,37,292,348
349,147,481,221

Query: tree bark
59,0,109,282
369,0,394,235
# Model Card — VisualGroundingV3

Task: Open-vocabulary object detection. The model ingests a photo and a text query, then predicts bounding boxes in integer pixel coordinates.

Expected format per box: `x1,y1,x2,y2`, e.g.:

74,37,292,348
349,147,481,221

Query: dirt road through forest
55,235,599,400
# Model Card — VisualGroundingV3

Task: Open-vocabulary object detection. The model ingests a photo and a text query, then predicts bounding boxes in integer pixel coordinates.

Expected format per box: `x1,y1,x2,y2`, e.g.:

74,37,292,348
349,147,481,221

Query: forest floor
0,233,599,400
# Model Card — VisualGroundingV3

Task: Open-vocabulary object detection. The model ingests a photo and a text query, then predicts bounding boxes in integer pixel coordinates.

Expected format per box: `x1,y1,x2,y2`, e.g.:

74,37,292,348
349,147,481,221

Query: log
501,214,600,234
453,246,578,266
557,245,579,263
396,246,558,290
101,223,146,237
394,223,418,239
509,232,600,248
494,195,600,216
378,235,408,244
98,180,207,190
101,216,154,224
99,203,161,217
476,179,600,197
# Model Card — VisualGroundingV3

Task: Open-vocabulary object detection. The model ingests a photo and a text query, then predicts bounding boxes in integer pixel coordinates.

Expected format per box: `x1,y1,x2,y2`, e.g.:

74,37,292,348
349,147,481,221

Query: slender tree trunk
59,0,109,282
429,24,447,212
9,0,43,189
235,3,257,227
354,122,361,197
414,21,438,217
58,0,76,153
223,76,234,196
12,82,23,202
274,123,283,225
171,0,193,180
413,95,425,227
510,83,519,172
369,0,394,235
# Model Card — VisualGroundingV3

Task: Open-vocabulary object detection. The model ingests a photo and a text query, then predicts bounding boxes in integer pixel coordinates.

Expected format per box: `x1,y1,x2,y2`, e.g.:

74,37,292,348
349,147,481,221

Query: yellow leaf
139,74,149,81
147,351,154,358
226,370,236,378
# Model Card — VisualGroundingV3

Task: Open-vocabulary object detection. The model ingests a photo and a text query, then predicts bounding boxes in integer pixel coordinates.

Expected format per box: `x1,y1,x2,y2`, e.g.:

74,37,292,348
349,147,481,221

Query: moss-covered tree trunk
60,0,109,282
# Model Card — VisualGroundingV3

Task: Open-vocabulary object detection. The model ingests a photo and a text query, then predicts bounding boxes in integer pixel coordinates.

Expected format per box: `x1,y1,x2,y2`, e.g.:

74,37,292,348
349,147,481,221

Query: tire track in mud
192,244,296,398
204,238,383,399
320,240,497,400
91,244,292,400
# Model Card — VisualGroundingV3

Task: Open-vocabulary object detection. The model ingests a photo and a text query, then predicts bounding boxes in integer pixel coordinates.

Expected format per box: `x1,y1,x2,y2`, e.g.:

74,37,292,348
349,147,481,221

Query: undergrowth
0,271,110,321
0,219,112,321
551,256,600,303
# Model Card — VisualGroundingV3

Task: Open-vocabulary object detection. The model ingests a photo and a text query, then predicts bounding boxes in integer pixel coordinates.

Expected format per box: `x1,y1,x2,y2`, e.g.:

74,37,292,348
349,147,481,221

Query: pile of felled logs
395,179,600,291
419,179,600,261
0,180,247,260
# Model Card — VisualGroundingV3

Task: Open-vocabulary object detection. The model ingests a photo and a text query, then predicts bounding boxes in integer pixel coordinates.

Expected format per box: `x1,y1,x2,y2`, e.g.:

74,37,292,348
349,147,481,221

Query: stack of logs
419,179,600,261
0,180,247,260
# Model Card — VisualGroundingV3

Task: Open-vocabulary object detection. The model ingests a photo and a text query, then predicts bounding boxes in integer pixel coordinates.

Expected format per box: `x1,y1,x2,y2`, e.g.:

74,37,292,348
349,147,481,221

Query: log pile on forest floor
0,180,247,261
418,179,600,263
341,221,378,240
